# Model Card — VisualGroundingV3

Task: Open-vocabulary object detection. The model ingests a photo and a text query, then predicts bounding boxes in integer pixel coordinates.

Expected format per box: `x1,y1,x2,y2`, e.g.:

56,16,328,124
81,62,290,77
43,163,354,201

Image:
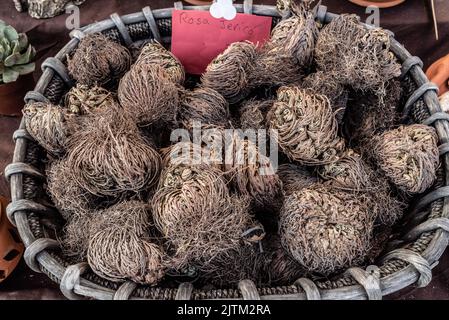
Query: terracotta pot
183,0,213,5
0,73,35,116
440,92,449,112
0,196,24,283
426,53,449,97
348,0,405,8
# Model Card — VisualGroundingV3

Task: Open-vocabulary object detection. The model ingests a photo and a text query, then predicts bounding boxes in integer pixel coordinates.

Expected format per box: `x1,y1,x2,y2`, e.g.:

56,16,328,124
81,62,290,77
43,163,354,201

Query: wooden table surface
0,0,448,300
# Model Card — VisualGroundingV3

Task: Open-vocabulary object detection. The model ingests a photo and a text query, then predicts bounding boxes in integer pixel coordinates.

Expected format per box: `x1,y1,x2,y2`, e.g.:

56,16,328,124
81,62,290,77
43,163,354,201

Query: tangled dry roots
47,159,100,218
65,103,161,198
23,102,71,155
239,99,273,130
223,131,282,209
279,185,373,274
301,71,348,124
152,164,253,270
253,43,304,87
118,63,179,126
262,234,304,285
278,163,317,195
319,149,404,224
136,42,185,85
89,200,154,236
344,79,402,146
179,87,230,131
201,243,265,286
59,212,93,261
64,84,114,115
253,10,318,87
315,14,401,93
371,124,439,194
202,41,257,103
88,201,166,284
268,86,345,164
68,33,132,87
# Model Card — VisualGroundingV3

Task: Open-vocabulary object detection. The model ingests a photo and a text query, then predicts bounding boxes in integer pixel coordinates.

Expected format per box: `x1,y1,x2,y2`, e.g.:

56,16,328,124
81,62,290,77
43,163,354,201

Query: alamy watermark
366,6,380,27
65,4,80,30
170,121,279,176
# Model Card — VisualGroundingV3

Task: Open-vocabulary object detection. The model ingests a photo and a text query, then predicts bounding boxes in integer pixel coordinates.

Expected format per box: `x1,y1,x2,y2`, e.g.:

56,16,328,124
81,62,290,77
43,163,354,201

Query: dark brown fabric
0,0,449,300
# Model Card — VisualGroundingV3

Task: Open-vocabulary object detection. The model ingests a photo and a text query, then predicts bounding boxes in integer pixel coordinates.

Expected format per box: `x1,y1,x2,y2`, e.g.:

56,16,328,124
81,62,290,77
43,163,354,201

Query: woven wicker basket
5,1,449,300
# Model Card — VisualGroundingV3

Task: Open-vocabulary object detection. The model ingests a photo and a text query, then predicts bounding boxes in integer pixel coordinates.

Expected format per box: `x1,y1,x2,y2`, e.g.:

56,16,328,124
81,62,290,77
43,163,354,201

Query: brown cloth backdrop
0,0,449,300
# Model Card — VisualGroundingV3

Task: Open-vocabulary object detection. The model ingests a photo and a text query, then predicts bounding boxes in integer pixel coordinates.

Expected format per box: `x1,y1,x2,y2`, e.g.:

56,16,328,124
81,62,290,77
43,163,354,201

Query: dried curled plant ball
23,102,71,155
278,163,317,195
253,43,304,87
224,131,282,210
269,10,317,67
67,33,132,87
152,164,253,270
164,130,282,210
136,42,185,85
371,124,439,194
88,201,166,284
301,71,348,124
279,186,373,274
268,86,345,165
89,228,165,284
319,150,404,225
202,41,257,104
179,87,230,131
319,149,377,192
315,14,401,93
118,64,179,126
344,79,402,147
252,8,318,87
64,84,114,115
239,99,273,130
65,103,162,198
57,173,158,262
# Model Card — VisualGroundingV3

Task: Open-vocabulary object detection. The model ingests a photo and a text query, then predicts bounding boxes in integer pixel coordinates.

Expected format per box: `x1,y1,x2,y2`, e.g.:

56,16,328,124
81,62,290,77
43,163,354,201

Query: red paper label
171,10,272,75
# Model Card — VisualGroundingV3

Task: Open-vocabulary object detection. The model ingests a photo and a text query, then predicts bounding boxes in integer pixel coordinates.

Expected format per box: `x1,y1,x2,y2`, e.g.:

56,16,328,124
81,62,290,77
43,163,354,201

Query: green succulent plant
0,19,36,84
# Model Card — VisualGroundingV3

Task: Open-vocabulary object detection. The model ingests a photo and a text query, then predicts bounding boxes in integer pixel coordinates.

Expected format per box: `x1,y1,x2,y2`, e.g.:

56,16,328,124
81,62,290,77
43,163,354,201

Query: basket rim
7,3,449,300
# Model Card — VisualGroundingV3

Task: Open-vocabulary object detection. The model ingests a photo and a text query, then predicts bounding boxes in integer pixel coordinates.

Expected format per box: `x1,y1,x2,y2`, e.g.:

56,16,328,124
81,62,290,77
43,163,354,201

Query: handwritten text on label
171,10,272,74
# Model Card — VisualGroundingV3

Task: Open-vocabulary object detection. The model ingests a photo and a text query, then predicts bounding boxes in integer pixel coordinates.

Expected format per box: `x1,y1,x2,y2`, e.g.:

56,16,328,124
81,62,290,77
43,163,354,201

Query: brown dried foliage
68,33,132,87
371,124,439,194
268,86,345,164
118,63,179,126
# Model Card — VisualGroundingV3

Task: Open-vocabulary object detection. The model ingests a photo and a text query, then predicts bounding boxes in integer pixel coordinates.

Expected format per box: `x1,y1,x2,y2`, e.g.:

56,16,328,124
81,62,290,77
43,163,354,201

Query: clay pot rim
183,0,213,5
426,53,449,97
348,0,406,8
